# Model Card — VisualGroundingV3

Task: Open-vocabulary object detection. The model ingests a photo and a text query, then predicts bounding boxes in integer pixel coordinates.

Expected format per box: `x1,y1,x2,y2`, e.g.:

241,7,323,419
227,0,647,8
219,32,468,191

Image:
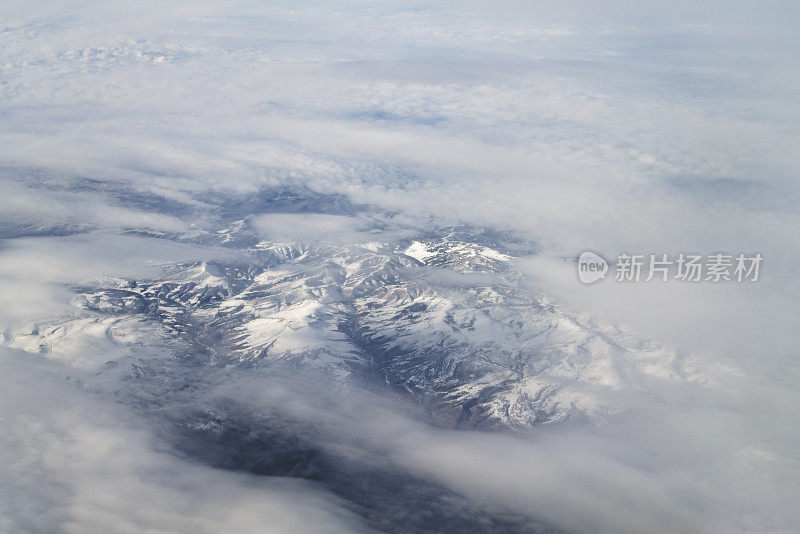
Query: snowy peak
3,229,691,429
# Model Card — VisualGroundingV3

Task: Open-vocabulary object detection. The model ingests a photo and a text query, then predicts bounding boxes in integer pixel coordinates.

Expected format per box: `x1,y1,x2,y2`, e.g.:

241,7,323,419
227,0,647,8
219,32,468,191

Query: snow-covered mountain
3,218,692,432
1,182,725,532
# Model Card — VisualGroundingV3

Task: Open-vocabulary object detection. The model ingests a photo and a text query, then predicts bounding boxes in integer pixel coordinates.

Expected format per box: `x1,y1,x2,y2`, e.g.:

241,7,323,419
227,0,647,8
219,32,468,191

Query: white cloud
0,0,798,532
0,349,373,533
251,213,365,244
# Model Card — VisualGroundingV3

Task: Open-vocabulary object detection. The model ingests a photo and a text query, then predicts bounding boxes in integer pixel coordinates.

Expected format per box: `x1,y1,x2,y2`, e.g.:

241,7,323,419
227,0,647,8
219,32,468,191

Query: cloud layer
1,1,799,532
